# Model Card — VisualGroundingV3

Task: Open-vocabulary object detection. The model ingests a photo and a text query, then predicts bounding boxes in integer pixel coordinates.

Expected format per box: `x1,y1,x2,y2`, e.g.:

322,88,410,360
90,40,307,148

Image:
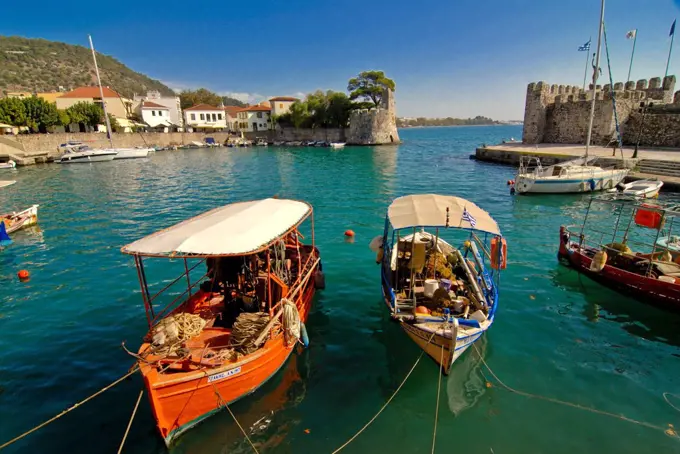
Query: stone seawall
622,112,680,148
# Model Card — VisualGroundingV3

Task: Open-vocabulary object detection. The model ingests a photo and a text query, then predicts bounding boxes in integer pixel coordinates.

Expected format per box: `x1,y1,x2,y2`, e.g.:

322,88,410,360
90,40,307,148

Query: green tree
221,96,247,107
289,101,310,129
22,96,59,132
57,109,70,127
107,113,121,133
326,91,353,128
0,97,28,126
179,88,223,110
66,102,104,129
347,70,396,107
305,90,329,128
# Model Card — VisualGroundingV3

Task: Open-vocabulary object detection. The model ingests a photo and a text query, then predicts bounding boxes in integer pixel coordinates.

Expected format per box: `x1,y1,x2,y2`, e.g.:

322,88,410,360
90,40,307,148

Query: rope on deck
117,390,144,454
472,343,679,438
332,324,444,453
0,366,139,451
210,380,260,454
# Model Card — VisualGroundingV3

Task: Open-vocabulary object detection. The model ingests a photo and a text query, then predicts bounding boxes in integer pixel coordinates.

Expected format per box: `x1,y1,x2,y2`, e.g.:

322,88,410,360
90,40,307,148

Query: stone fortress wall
522,75,680,147
346,88,400,145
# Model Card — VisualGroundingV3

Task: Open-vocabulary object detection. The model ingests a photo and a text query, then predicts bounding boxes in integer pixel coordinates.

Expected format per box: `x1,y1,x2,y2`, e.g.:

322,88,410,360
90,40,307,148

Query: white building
133,90,183,128
236,104,272,132
269,96,299,117
184,104,227,131
137,101,172,131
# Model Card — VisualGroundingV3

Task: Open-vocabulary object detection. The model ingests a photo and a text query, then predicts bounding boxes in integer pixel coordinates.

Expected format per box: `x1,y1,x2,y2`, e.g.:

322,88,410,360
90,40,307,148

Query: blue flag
0,221,11,246
578,39,591,52
671,19,676,37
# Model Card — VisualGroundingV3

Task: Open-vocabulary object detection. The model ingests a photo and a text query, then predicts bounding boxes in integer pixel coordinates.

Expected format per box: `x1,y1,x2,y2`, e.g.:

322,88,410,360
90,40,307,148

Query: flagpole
583,37,591,89
666,21,676,78
627,30,637,83
585,0,605,160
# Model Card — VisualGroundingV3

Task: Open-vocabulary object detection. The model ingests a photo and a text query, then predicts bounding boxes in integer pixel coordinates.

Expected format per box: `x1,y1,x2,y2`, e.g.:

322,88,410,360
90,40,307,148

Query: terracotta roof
269,96,299,102
243,105,271,112
141,101,169,109
59,86,123,99
223,105,243,116
184,103,223,111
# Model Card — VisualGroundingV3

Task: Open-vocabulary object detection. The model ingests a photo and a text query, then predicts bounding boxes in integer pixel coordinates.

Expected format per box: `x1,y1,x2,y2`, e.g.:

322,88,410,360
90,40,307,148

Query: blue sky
2,0,679,120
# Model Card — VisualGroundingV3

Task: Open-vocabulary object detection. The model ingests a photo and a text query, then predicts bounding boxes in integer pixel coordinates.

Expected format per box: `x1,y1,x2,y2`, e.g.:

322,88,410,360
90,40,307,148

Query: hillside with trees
0,36,174,98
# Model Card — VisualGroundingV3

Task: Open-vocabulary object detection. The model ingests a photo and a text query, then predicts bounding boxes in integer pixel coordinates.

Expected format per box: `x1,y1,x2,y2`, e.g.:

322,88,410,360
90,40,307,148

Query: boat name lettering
208,367,241,383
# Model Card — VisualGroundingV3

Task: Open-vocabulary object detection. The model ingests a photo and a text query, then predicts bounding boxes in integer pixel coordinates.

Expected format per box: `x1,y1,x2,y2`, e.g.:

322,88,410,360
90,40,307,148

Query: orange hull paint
141,281,316,446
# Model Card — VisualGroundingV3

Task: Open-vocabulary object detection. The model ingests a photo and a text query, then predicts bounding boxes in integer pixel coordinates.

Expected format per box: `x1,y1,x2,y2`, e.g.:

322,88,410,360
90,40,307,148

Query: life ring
490,236,507,270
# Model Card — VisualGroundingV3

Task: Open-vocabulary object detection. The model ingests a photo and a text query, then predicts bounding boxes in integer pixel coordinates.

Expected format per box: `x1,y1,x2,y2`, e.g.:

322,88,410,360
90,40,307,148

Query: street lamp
633,101,652,159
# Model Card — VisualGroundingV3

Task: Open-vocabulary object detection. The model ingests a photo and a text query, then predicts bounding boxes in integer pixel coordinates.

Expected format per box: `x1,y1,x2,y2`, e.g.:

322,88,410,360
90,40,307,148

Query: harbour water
1,125,679,453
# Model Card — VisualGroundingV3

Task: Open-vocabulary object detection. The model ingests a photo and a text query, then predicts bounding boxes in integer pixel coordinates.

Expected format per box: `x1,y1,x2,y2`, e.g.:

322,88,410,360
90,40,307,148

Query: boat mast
88,34,114,148
584,0,605,160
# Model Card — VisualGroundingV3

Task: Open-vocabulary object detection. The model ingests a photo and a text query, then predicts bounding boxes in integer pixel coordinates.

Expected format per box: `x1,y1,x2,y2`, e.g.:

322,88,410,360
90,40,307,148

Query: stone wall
622,111,680,147
270,128,344,142
346,88,400,145
522,75,679,147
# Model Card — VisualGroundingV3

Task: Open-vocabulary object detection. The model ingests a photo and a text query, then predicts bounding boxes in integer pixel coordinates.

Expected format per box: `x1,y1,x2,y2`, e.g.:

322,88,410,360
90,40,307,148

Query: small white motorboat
0,160,16,169
330,142,345,149
608,179,663,199
109,147,152,159
56,143,117,163
657,235,680,253
0,180,16,188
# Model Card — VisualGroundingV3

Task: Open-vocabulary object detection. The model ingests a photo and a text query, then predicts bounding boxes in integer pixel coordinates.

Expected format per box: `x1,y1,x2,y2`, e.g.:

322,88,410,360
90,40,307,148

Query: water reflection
551,263,680,347
446,335,488,416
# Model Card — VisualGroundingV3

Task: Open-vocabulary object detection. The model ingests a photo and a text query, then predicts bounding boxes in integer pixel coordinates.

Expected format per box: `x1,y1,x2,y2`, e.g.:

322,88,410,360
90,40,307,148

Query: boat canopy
387,194,501,235
122,198,311,257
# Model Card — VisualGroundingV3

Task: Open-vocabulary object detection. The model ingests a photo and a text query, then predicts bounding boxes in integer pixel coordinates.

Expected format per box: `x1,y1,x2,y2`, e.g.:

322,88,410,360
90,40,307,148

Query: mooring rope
209,379,260,453
0,366,140,451
431,344,444,454
332,324,444,453
472,344,678,438
117,390,144,454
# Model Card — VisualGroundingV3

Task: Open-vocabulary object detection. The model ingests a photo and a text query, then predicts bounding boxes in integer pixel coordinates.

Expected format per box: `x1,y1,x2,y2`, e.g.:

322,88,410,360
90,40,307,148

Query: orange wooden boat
121,198,323,446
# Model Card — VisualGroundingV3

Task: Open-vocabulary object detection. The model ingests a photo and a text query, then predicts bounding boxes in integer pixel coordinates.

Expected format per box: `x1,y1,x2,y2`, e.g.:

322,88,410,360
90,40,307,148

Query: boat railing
148,259,209,325
270,255,319,314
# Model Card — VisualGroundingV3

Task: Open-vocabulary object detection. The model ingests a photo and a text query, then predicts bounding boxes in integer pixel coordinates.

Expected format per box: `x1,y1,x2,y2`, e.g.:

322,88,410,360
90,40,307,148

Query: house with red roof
222,105,242,131
137,101,172,131
269,96,300,117
183,104,227,131
236,104,272,132
56,86,133,120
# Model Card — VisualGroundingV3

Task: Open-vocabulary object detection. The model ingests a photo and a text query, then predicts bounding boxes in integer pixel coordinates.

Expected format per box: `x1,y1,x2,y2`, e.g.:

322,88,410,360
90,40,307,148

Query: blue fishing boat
373,194,506,373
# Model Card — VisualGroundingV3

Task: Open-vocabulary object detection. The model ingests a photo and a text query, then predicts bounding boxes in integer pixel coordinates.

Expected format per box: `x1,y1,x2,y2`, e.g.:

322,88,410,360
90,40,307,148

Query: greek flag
462,208,476,228
578,39,591,52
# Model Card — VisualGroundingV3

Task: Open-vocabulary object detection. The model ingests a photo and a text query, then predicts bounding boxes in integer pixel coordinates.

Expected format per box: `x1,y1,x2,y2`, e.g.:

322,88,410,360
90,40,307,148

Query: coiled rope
472,344,679,438
332,324,444,453
0,366,140,451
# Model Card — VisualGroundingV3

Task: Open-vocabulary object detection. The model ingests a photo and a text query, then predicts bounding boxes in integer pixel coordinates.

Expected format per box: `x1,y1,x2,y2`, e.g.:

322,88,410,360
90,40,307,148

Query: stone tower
346,88,400,145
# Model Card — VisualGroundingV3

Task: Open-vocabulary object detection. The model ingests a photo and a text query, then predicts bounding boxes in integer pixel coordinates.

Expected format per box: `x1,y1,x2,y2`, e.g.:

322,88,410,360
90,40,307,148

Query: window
218,113,222,120
212,113,217,121
191,113,196,121
159,110,163,116
257,112,263,118
200,114,205,120
279,103,283,108
152,111,156,116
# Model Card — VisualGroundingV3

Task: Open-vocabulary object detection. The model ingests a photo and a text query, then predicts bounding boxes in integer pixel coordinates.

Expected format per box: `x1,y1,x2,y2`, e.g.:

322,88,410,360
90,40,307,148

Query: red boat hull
558,226,680,310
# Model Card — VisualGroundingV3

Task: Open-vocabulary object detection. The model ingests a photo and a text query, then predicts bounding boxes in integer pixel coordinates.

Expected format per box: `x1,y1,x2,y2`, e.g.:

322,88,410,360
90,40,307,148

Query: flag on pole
462,208,476,228
578,39,591,52
626,29,637,39
671,19,676,37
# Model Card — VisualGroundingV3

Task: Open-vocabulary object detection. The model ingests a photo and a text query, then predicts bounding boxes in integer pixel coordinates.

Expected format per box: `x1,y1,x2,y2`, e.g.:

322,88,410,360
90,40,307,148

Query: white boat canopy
387,194,501,235
122,198,312,257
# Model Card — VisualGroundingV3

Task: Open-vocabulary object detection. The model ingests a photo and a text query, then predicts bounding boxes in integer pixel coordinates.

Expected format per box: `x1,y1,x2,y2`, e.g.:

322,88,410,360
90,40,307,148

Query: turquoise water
1,125,680,453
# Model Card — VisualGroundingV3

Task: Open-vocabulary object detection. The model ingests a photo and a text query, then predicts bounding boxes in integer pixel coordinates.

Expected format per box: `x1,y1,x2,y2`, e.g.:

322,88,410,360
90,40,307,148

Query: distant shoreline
398,123,522,129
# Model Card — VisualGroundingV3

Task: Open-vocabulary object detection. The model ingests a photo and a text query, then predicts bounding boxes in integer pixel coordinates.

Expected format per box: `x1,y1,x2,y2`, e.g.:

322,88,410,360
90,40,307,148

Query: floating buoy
507,180,512,185
344,230,355,237
17,269,30,281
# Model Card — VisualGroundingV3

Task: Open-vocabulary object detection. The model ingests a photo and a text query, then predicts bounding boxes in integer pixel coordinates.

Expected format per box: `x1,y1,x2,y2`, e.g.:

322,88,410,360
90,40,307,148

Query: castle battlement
522,75,679,144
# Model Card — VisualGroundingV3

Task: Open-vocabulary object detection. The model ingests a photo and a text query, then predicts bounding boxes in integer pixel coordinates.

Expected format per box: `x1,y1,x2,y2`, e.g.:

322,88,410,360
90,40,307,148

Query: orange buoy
17,269,30,281
344,230,355,237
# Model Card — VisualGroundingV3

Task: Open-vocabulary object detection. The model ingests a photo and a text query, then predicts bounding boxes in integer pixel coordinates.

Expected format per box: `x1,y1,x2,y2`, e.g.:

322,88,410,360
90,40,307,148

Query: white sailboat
58,35,149,164
514,0,628,194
